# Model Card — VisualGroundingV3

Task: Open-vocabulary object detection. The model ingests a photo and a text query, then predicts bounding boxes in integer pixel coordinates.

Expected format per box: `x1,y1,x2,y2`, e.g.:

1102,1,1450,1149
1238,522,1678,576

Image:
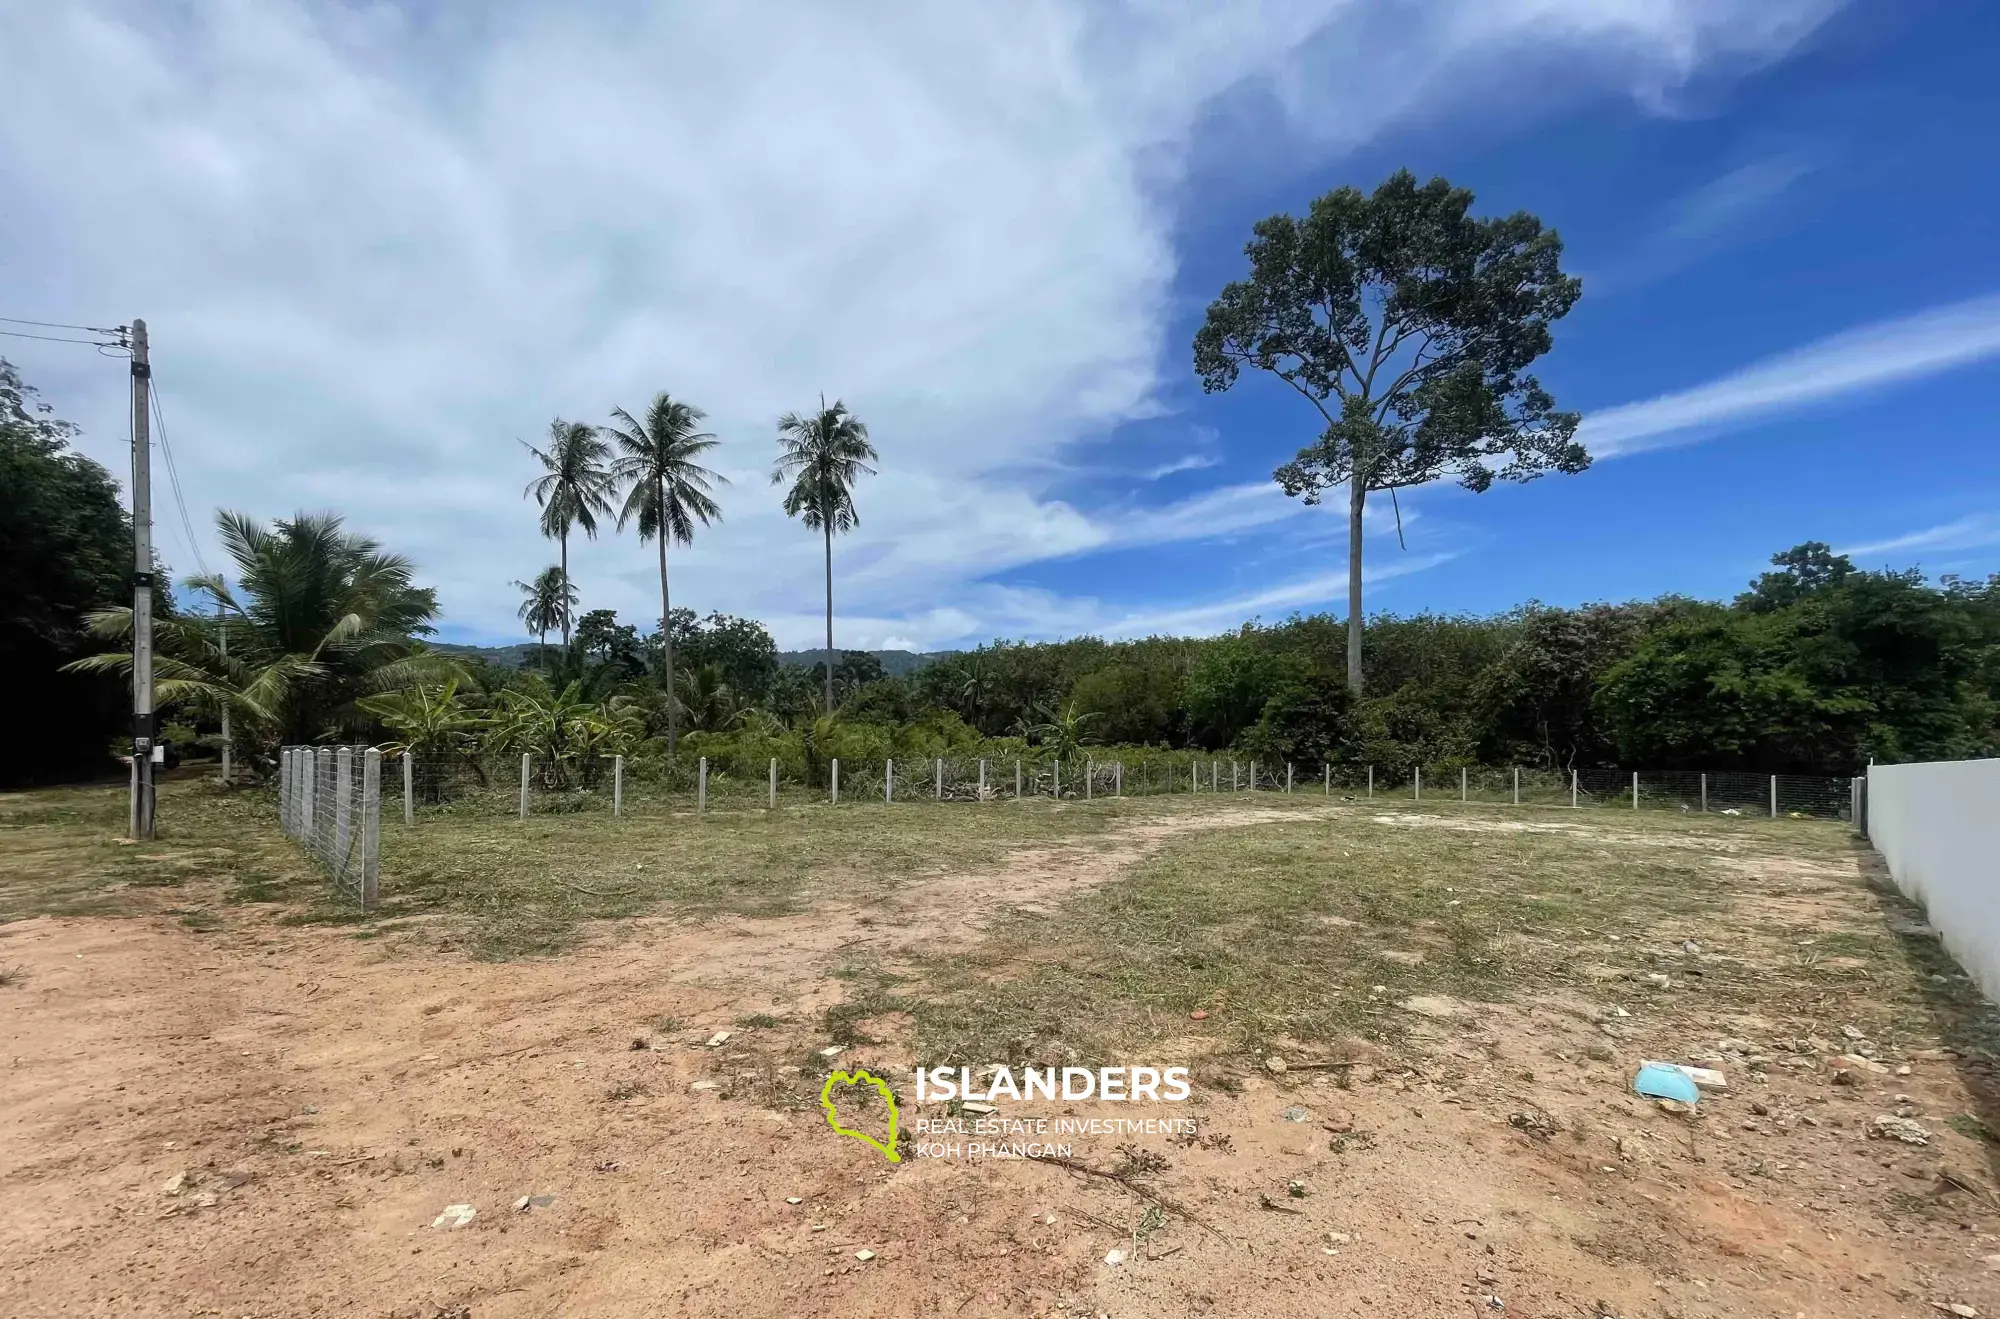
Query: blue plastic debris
1633,1062,1700,1105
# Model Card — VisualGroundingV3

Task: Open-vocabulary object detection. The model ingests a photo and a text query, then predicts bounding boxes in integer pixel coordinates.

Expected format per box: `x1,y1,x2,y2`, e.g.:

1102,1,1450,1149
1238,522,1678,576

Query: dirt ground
5,795,2000,1317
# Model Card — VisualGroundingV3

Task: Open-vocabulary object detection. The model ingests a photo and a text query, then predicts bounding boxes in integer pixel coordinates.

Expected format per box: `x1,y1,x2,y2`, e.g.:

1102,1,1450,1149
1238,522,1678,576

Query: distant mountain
778,648,955,677
429,641,540,668
425,640,955,677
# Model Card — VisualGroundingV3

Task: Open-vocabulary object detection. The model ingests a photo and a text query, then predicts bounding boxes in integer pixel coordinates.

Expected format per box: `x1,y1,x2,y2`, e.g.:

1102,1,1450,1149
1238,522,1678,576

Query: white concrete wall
1868,758,2000,1000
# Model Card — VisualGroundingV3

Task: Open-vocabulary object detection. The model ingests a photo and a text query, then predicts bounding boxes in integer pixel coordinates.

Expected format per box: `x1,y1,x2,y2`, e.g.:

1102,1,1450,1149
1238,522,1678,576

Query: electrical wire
0,314,124,334
0,327,112,346
148,373,212,580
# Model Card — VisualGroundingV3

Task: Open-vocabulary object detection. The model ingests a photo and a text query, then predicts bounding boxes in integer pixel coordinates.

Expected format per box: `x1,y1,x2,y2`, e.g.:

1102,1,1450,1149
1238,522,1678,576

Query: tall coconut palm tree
512,565,575,668
772,397,877,712
521,418,613,657
605,393,727,755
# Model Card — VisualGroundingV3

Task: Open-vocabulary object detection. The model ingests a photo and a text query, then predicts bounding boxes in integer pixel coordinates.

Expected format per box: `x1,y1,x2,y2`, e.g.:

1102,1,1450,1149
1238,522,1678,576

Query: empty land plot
2,779,1998,1317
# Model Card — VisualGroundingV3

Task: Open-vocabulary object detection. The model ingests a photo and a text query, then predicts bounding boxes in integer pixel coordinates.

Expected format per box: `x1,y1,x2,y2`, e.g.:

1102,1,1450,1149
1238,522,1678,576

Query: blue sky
3,1,1996,649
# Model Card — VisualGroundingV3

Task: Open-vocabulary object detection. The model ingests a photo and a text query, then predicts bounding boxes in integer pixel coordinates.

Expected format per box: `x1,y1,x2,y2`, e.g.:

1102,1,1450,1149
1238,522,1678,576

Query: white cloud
0,0,1844,649
1581,291,2000,459
1144,453,1223,480
1839,515,2000,561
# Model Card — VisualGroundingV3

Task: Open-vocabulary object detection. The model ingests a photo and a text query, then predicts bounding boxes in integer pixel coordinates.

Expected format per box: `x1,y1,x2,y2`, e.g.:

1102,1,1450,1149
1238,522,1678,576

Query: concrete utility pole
218,600,231,784
129,319,155,840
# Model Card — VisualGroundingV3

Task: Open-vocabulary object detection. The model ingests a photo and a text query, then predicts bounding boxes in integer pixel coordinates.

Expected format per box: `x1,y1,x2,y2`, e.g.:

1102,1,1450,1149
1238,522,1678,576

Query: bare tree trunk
1347,469,1365,695
659,495,676,755
823,520,834,712
559,529,572,655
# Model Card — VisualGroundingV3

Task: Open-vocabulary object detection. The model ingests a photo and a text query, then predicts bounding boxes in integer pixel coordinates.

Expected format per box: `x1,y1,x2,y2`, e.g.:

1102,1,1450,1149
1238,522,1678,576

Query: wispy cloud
1661,156,1818,249
1582,291,2000,458
1585,153,1820,295
810,551,1463,650
1144,452,1222,480
1088,552,1460,639
1839,514,2000,561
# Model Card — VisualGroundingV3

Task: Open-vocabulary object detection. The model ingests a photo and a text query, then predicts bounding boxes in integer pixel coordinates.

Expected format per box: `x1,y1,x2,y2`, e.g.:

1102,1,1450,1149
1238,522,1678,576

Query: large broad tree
605,393,726,755
1194,169,1588,694
772,398,878,713
0,358,132,784
521,418,613,657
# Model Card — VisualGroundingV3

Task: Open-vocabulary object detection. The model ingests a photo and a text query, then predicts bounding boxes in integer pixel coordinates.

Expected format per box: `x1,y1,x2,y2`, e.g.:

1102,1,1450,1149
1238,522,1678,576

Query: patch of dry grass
898,805,1904,1068
1,776,1153,958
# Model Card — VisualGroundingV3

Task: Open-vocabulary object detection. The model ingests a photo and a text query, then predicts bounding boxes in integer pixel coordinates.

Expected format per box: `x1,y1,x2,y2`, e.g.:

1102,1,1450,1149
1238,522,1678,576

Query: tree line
6,167,1994,786
6,337,1993,786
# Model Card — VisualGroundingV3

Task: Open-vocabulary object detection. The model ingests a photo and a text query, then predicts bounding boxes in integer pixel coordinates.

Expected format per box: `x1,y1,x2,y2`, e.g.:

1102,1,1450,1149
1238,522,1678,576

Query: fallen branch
1939,1169,1999,1208
1026,1152,1225,1241
1065,1205,1126,1235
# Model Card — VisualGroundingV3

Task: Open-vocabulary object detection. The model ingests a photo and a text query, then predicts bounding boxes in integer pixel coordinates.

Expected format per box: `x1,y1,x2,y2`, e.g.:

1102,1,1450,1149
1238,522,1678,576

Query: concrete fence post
1700,772,1708,813
613,754,624,817
1085,759,1093,801
936,757,943,801
698,757,708,814
1015,758,1021,799
1286,763,1294,794
334,746,354,869
1632,771,1639,810
1212,760,1219,792
769,757,777,809
302,749,316,838
1366,764,1373,799
1414,766,1422,801
1461,767,1467,802
361,747,381,908
1570,768,1578,808
402,750,414,825
518,753,530,820
1231,761,1239,792
1115,761,1122,797
831,758,839,805
1770,774,1778,818
317,748,336,850
1054,759,1061,799
979,758,987,798
1324,764,1331,795
886,758,894,803
1512,766,1520,806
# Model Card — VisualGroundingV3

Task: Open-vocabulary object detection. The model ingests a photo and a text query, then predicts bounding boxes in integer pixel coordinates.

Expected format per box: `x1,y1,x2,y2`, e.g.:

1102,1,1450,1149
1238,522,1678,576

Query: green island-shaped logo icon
820,1068,901,1162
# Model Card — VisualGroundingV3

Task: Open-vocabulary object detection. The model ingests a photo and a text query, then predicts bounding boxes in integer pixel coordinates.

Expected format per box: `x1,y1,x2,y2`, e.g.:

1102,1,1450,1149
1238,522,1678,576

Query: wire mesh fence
277,745,380,907
363,749,1853,824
